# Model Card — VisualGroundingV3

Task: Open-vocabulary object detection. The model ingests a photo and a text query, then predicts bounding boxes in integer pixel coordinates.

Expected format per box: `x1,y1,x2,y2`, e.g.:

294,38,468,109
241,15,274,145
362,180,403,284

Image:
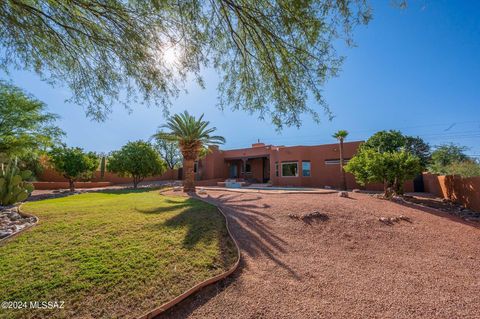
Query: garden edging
0,203,39,245
137,194,241,319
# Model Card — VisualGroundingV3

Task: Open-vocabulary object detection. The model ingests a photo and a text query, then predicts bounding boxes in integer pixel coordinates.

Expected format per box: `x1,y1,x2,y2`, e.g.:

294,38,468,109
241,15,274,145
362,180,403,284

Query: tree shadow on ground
191,193,297,279
154,191,299,319
137,197,222,249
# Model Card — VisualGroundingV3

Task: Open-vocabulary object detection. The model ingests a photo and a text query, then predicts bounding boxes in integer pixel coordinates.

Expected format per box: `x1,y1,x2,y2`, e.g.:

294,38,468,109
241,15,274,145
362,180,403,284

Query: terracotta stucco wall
33,181,114,190
37,167,179,184
423,173,480,211
269,142,360,188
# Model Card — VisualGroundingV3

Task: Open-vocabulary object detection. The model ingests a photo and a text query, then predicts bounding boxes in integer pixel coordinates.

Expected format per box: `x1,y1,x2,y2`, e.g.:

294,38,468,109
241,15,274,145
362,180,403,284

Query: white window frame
281,161,299,177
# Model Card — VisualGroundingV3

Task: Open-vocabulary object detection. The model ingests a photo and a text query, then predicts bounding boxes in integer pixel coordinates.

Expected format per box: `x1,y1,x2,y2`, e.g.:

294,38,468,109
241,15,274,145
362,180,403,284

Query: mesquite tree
0,1,371,128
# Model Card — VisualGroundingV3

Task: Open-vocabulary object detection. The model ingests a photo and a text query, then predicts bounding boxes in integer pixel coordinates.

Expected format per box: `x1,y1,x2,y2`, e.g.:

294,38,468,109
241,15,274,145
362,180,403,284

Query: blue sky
5,1,480,157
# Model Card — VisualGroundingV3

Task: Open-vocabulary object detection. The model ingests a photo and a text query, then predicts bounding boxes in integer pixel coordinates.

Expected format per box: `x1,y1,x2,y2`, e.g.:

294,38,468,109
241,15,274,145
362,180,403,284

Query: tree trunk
183,158,196,192
384,180,394,198
339,139,347,191
133,176,138,189
394,178,404,196
69,179,75,192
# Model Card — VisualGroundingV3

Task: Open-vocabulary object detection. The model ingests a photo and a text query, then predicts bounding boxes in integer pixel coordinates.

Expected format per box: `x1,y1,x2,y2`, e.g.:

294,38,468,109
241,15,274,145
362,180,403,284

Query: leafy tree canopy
345,148,421,196
428,144,469,175
362,130,431,168
443,160,480,178
107,141,166,188
157,111,224,192
48,146,99,191
0,82,64,157
157,111,226,159
0,1,371,128
152,131,182,170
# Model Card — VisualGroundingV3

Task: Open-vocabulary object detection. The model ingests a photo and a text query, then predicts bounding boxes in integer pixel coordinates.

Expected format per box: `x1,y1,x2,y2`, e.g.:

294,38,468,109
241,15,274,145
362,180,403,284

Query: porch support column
242,158,247,178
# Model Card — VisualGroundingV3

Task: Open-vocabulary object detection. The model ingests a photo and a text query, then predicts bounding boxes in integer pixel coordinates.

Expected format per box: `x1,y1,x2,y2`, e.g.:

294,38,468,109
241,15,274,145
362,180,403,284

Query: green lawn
0,189,237,319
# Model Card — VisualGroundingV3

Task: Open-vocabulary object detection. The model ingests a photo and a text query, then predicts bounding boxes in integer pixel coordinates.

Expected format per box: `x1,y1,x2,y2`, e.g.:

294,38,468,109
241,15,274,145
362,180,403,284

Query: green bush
49,146,99,192
345,148,421,196
444,161,480,178
107,141,166,188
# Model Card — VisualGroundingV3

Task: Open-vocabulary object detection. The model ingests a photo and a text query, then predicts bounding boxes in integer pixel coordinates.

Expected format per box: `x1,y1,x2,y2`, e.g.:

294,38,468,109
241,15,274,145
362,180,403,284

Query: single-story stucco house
193,141,415,191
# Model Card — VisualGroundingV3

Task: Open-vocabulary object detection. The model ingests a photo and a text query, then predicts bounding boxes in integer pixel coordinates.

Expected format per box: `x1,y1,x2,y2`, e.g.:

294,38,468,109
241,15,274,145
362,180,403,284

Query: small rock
324,186,332,189
338,191,349,198
352,189,361,193
7,212,22,221
0,230,12,239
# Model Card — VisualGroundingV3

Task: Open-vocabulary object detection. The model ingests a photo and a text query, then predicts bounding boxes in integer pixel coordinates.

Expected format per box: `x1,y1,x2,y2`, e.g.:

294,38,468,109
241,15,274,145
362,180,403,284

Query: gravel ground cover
159,190,480,319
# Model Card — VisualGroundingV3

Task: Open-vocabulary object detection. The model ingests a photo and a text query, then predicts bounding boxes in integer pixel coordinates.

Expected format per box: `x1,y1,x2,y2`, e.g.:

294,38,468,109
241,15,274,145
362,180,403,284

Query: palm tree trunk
339,139,347,191
183,158,196,192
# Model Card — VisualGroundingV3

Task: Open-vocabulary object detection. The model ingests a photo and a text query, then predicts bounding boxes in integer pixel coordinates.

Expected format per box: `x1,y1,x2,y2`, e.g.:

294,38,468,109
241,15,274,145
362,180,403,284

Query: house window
302,161,311,177
281,162,298,177
194,161,198,173
245,163,251,173
275,162,279,177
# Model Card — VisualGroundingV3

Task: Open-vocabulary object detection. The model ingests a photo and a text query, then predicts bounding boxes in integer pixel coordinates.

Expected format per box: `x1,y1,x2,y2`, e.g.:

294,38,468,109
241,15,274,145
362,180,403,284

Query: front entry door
229,164,238,178
262,157,270,183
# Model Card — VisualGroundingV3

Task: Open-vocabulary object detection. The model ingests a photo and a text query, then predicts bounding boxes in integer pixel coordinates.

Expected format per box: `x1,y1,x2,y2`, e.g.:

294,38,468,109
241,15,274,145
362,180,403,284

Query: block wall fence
423,173,480,212
33,167,179,190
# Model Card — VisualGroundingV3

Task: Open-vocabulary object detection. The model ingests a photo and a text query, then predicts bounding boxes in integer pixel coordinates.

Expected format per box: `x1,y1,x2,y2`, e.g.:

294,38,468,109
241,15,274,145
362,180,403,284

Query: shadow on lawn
137,198,223,249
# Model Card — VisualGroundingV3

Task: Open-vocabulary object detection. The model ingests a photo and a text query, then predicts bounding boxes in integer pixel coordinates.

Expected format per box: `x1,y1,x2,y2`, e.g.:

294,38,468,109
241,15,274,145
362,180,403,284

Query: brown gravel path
158,191,480,319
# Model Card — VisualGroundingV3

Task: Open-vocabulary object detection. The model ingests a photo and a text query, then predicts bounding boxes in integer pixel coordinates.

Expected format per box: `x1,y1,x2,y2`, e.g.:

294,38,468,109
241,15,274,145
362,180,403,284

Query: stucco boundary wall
137,191,241,319
33,168,179,189
423,173,480,212
37,167,179,184
32,181,114,190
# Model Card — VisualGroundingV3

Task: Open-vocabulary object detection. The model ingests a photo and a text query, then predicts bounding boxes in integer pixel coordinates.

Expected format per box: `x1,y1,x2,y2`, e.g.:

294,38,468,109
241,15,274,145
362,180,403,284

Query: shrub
345,149,421,197
444,160,480,178
49,146,99,192
107,141,166,188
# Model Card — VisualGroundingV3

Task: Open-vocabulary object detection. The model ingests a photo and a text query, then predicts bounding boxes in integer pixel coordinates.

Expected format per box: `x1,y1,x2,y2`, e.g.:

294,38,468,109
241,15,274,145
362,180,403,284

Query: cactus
0,159,35,206
100,156,106,179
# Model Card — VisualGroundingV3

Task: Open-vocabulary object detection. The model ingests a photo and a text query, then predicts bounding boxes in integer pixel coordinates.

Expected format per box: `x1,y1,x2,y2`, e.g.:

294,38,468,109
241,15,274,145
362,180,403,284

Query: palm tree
332,130,349,191
154,111,225,192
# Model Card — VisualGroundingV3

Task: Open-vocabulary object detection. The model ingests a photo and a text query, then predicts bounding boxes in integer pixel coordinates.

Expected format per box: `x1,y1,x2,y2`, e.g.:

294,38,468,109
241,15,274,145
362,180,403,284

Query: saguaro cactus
0,160,35,206
100,156,106,179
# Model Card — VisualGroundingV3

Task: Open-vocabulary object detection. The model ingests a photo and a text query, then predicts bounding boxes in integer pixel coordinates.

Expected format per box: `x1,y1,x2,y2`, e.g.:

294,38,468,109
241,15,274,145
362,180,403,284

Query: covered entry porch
225,155,270,183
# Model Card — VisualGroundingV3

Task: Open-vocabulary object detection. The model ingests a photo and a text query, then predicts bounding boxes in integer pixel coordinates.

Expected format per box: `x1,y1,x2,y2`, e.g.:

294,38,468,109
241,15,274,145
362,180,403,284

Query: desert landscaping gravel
159,190,480,319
